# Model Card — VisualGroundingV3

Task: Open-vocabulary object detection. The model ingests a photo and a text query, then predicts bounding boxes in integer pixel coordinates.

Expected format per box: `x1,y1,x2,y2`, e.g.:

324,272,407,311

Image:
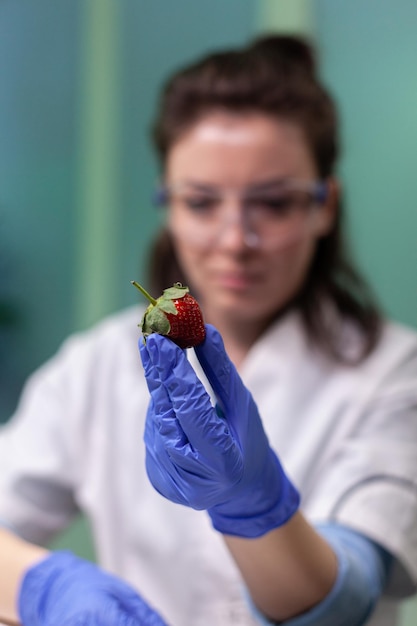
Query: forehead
165,112,317,183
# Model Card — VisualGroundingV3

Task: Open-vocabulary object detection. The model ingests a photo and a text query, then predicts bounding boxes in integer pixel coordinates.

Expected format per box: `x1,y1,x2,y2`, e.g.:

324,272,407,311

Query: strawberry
131,281,206,349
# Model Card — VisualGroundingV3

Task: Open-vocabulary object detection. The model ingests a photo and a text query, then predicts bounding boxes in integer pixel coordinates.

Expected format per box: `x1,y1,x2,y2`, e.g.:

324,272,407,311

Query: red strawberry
131,281,206,349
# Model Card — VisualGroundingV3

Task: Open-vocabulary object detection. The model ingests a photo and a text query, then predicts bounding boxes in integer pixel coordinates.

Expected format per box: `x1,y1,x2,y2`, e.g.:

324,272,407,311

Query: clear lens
158,180,327,251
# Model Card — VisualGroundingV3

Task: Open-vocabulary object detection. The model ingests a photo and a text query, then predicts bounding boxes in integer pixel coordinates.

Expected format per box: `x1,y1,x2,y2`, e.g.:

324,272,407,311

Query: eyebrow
245,179,294,193
179,177,294,193
180,181,219,193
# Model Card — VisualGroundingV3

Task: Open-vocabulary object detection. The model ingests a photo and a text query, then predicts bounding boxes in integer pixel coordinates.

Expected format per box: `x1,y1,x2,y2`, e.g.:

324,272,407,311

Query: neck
203,309,271,368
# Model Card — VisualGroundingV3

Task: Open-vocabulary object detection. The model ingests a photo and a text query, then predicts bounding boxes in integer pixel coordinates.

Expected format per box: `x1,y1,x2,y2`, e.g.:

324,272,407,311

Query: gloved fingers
144,398,188,449
131,602,169,626
142,338,213,475
145,403,201,506
145,400,244,509
145,426,222,510
140,338,174,419
144,334,235,457
108,579,168,626
139,336,155,381
146,455,186,506
146,449,214,510
146,435,242,510
19,551,169,626
82,602,140,626
194,324,246,413
140,336,164,395
67,598,167,626
145,398,195,470
142,367,199,462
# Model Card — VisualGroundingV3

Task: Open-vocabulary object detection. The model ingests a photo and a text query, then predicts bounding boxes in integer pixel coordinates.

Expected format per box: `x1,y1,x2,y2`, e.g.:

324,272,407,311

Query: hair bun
249,34,317,78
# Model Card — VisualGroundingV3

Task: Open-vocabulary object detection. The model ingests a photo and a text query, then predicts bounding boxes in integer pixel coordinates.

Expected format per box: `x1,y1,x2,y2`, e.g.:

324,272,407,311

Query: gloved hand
140,324,299,538
18,550,168,626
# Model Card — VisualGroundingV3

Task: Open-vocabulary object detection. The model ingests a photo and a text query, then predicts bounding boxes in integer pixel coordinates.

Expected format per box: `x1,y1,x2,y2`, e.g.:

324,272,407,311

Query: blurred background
0,1,416,621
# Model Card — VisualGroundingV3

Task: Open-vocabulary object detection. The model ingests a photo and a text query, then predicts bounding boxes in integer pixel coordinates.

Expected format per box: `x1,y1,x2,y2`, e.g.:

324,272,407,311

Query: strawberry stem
130,280,157,305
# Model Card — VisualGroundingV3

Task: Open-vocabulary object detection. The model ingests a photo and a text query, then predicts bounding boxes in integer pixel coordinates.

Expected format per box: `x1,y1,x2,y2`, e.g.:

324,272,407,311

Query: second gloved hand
140,324,299,538
19,550,168,626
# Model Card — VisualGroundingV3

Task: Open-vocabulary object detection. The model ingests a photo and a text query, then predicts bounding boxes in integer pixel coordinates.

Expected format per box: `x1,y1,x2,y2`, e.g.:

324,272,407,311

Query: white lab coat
1,305,417,625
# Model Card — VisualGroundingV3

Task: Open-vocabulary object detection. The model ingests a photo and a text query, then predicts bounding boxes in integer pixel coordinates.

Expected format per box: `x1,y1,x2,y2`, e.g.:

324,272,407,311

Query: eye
248,194,297,217
182,195,219,213
248,191,315,218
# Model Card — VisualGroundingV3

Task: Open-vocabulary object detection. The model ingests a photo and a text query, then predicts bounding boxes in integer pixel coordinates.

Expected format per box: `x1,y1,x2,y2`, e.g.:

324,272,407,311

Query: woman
1,35,417,626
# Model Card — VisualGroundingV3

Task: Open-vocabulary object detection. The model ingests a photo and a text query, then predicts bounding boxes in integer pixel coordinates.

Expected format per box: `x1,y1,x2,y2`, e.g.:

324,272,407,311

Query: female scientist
1,34,417,626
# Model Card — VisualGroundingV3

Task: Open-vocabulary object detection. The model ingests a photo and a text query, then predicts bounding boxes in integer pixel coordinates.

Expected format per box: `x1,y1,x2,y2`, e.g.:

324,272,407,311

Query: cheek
172,240,204,285
266,238,317,302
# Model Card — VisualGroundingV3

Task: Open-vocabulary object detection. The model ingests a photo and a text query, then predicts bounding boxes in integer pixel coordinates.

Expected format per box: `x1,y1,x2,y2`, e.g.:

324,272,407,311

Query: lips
211,270,261,291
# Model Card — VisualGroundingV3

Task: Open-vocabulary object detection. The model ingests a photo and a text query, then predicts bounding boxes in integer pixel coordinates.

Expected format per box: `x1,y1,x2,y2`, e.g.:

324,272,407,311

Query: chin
214,290,289,320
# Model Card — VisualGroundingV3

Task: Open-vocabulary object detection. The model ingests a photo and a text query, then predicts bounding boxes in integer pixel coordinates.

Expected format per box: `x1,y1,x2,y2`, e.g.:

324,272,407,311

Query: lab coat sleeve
247,524,392,626
306,349,417,597
0,307,144,548
0,308,138,546
0,339,85,544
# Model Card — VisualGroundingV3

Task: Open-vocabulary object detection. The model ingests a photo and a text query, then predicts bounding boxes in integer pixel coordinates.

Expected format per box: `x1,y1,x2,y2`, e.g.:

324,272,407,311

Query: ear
314,176,339,237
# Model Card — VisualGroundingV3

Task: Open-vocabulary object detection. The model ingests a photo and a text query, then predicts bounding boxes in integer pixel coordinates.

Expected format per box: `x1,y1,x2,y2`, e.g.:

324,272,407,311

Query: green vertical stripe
256,0,314,35
74,0,121,330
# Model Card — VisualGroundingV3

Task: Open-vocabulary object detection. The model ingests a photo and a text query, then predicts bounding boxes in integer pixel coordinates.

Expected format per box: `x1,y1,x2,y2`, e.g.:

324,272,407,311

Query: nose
216,203,260,250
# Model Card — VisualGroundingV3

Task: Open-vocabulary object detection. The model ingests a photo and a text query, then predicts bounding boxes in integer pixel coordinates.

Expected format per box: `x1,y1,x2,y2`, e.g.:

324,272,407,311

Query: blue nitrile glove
139,324,299,538
18,550,168,626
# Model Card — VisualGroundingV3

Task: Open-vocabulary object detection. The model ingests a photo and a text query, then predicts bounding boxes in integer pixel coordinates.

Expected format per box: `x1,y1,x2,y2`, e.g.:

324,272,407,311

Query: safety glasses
154,179,329,251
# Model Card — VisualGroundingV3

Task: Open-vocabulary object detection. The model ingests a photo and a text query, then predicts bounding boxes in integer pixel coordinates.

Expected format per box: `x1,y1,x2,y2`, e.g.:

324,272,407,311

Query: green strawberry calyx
131,281,189,340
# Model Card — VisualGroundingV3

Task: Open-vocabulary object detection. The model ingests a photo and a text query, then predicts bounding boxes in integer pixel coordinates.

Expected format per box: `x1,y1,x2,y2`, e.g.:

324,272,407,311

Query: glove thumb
194,324,244,413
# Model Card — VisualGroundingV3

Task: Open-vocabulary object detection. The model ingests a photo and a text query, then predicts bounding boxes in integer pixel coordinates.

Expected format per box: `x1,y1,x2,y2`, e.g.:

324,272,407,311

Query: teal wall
0,0,257,422
314,0,417,330
0,1,81,419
